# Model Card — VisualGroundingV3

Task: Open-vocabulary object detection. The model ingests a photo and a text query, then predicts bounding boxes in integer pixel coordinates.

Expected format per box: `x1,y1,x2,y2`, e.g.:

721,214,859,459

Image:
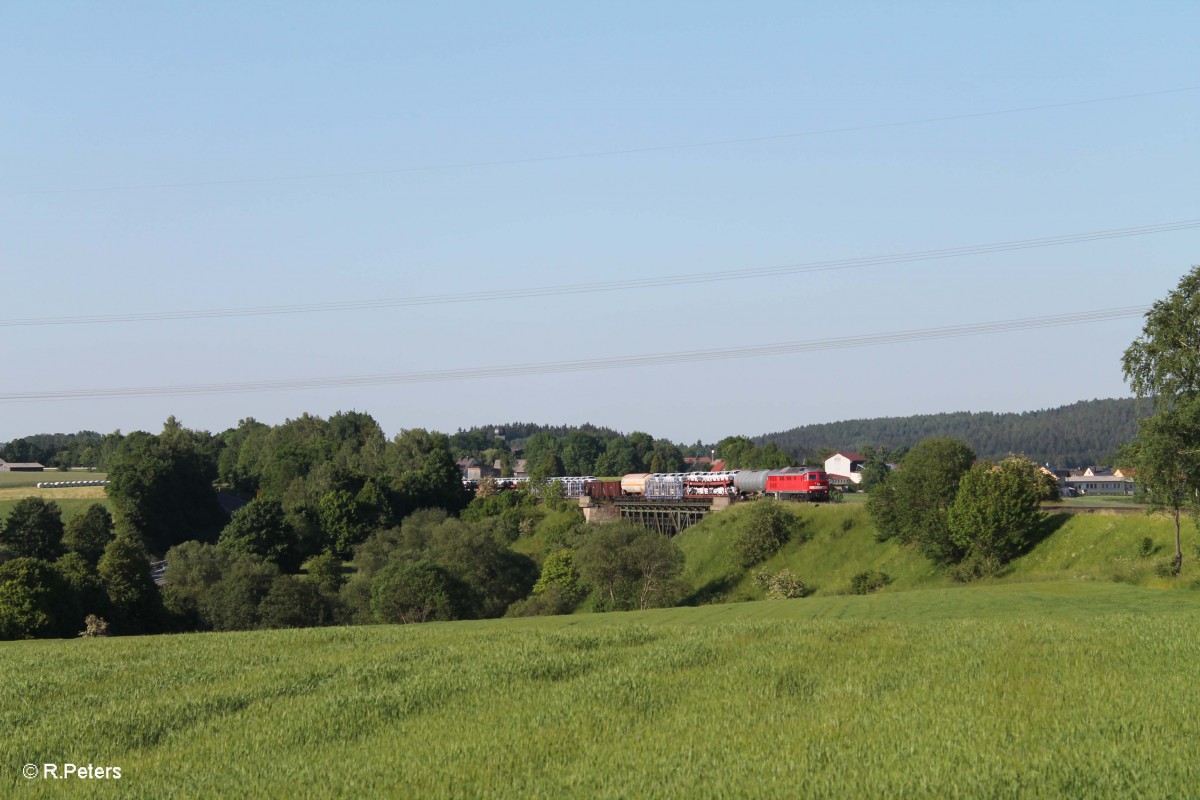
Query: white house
824,452,866,485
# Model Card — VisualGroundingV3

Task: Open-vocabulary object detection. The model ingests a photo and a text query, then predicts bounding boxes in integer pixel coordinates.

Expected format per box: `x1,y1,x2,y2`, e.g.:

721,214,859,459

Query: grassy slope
675,501,1198,601
4,582,1200,798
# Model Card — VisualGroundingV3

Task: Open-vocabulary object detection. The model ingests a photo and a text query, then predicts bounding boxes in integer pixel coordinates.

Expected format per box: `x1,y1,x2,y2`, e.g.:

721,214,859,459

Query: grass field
0,471,105,488
0,472,109,524
675,501,1197,601
3,581,1199,797
0,496,111,524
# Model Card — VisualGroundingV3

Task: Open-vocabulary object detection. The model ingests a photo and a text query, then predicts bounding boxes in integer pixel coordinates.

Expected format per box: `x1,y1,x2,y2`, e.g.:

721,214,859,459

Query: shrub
258,575,334,629
505,586,575,617
732,500,795,568
1153,559,1181,578
1138,537,1155,559
371,560,463,624
840,518,854,533
79,614,109,637
752,568,809,599
849,571,892,595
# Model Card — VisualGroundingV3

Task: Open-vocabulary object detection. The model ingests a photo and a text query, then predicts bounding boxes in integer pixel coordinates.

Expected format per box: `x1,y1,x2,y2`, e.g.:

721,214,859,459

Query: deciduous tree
1,497,65,561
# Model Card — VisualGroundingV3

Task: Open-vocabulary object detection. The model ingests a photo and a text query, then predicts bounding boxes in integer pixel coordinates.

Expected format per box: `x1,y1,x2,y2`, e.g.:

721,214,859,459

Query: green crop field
3,582,1199,798
0,497,111,525
0,471,106,489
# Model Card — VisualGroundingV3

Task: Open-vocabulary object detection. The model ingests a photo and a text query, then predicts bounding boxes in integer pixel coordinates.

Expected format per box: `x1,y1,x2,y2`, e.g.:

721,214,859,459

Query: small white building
824,452,866,485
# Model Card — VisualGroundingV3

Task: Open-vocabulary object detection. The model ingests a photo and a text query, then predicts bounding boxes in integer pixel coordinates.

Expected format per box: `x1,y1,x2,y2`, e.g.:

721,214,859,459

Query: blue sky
3,1,1198,443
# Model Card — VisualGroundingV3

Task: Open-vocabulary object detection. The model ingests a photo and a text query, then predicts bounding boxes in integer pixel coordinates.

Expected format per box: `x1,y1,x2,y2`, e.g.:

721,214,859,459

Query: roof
831,452,866,462
0,461,45,469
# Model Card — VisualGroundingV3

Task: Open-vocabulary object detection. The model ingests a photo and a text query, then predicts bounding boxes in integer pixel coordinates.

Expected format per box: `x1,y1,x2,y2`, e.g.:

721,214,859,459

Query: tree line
754,398,1145,468
0,412,698,640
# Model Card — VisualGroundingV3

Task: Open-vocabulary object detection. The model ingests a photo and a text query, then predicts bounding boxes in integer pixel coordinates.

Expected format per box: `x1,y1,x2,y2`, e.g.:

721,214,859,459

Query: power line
11,85,1199,195
0,305,1147,402
2,219,1195,329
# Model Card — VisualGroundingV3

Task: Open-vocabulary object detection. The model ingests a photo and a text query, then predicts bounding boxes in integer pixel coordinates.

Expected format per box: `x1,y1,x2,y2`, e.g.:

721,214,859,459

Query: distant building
0,460,44,472
1065,470,1137,496
824,452,866,485
457,456,499,481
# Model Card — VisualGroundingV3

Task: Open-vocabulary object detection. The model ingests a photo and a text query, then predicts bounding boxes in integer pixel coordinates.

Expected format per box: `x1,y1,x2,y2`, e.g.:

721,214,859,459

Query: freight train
466,467,831,502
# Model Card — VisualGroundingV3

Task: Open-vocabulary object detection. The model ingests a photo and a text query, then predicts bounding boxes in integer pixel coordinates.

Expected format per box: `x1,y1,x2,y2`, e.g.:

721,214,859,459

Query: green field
0,472,110,524
4,582,1199,797
673,501,1196,601
0,497,111,525
0,471,105,488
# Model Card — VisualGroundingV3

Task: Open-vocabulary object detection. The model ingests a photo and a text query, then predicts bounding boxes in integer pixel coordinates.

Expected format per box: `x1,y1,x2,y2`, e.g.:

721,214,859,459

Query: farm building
0,460,45,472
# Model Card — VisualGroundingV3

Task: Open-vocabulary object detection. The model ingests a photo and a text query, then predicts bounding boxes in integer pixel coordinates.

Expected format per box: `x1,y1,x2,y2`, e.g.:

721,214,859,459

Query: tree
1118,398,1200,572
385,428,465,515
867,437,976,563
370,560,463,624
561,430,604,476
258,575,334,629
54,552,108,623
575,522,686,611
859,450,893,493
530,548,584,606
97,531,162,633
218,499,297,569
0,558,72,639
62,503,115,565
1122,267,1200,403
948,456,1046,574
301,550,346,594
318,489,372,558
197,553,279,632
1,497,65,561
106,422,226,556
647,440,684,473
1121,267,1200,572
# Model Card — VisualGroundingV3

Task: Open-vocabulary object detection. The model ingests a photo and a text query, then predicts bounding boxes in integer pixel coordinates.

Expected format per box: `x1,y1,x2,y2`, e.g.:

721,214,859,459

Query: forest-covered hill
755,398,1144,467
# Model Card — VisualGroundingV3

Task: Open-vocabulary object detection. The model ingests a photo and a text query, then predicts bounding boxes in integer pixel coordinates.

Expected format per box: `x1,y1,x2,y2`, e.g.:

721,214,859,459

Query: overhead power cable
0,306,1148,403
12,85,1199,195
2,219,1195,329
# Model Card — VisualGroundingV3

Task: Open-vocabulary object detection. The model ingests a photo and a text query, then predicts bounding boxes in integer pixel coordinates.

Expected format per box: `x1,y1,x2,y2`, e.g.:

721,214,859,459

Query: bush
849,571,892,595
371,560,463,624
732,501,795,568
1154,559,1181,578
0,558,73,639
505,586,576,617
79,614,109,637
1137,537,1156,558
258,575,335,629
840,517,854,533
752,568,810,599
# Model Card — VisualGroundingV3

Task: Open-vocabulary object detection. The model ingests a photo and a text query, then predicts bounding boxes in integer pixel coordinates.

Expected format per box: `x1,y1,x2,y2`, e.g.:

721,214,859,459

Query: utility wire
2,219,1195,329
11,85,1199,195
0,306,1147,402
